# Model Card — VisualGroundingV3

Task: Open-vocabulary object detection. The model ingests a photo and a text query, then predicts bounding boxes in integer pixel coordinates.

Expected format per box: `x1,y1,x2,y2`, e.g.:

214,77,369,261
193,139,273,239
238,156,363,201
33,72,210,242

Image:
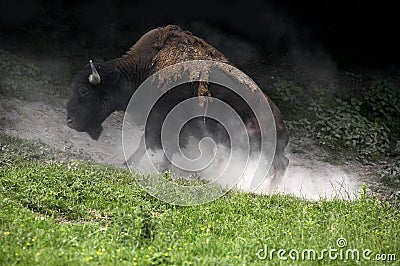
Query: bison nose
67,117,73,125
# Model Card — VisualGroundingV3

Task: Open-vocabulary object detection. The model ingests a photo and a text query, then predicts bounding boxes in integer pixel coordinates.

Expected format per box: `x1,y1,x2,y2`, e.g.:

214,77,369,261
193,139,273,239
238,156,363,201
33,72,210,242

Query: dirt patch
0,47,366,200
0,98,128,165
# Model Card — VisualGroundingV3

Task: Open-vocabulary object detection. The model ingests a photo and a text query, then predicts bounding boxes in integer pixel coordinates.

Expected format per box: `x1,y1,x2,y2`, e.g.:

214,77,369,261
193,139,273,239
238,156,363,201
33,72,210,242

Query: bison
66,25,289,188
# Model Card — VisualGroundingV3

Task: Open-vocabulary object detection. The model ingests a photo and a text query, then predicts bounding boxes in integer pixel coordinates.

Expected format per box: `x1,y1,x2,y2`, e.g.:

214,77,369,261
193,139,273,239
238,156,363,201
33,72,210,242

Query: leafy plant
309,98,391,159
378,159,400,187
272,78,299,104
270,77,304,120
361,80,400,123
360,80,400,152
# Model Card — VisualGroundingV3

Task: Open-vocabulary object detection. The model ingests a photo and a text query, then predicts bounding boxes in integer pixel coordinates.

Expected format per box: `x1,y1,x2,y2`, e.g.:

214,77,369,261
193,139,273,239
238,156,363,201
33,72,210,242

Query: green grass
1,136,399,265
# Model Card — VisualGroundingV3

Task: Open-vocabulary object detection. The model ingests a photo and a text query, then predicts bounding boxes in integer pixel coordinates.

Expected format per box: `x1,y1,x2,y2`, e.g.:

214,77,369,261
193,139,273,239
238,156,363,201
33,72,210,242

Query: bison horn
88,60,101,85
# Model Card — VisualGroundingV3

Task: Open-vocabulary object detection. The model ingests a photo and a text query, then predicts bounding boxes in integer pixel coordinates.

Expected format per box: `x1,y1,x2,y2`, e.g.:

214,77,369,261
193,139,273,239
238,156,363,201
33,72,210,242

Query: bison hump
151,25,230,73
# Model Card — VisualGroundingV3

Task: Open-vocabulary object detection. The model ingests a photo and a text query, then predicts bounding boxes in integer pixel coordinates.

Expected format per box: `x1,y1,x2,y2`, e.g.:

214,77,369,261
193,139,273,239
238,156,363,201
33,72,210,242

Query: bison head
66,59,123,140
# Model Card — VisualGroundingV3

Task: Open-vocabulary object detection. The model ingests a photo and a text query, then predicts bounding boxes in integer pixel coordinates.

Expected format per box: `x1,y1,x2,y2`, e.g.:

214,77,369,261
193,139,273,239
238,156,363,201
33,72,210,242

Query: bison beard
86,125,103,140
66,25,289,188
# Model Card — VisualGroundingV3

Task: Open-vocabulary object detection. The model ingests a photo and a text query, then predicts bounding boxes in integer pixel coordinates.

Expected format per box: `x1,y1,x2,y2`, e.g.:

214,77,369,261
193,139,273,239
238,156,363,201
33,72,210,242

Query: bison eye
79,87,89,97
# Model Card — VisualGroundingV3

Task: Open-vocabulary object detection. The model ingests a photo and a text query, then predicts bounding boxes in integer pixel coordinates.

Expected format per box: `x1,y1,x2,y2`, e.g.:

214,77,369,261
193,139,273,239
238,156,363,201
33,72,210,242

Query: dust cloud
177,141,362,200
1,94,362,201
0,19,362,201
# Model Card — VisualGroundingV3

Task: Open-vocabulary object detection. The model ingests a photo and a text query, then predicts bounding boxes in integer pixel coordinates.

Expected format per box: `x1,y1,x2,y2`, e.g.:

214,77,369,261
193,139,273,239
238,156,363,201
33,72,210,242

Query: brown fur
68,25,289,187
113,25,232,102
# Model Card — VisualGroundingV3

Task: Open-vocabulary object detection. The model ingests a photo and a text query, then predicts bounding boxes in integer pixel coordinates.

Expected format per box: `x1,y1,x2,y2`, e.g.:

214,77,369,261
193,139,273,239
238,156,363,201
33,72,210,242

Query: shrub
309,98,390,159
272,78,299,105
361,80,400,123
270,77,303,120
378,159,400,187
360,80,400,151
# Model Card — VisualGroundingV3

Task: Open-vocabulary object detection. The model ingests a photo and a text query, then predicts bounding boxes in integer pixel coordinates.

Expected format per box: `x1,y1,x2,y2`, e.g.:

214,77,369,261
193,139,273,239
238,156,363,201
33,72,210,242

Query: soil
0,30,391,201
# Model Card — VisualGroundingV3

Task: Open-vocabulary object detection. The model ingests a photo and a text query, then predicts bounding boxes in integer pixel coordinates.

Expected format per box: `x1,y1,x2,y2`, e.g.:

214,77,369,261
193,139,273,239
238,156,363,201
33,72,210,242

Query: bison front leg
159,148,174,173
270,110,290,192
123,135,146,167
269,155,289,191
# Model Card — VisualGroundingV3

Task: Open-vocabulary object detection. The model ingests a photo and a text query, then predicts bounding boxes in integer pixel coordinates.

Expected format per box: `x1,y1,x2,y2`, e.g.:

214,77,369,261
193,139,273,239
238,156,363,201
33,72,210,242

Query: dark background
0,0,398,68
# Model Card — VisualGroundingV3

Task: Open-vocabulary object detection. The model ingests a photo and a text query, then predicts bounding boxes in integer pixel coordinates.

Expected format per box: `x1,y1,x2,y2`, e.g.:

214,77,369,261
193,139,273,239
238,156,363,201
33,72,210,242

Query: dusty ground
0,45,365,200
